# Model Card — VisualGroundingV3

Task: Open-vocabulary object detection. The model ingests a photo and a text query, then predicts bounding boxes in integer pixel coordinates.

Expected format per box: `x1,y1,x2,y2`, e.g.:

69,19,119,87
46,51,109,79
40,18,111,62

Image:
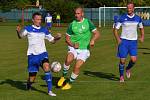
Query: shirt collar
32,25,41,29
127,13,135,18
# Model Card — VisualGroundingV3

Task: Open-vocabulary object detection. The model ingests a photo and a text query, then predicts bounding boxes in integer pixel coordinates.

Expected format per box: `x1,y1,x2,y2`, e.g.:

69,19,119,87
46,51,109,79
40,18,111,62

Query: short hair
32,12,42,19
127,2,135,7
74,6,84,12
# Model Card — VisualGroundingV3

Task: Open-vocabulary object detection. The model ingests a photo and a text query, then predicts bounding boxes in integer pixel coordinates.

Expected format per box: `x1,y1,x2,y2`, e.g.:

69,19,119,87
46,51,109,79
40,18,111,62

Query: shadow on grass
83,70,119,81
138,47,150,55
0,79,47,95
138,47,150,50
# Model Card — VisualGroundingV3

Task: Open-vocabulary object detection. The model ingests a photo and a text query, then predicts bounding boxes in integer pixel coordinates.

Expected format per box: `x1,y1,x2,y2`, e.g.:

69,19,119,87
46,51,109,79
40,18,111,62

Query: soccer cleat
119,76,124,83
126,70,131,79
26,83,31,90
57,77,65,87
48,91,56,96
61,83,72,90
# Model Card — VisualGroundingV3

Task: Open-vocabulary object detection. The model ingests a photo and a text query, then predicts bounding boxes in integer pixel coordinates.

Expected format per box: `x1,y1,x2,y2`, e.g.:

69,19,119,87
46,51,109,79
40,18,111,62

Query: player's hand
90,40,95,48
54,33,62,41
73,43,79,49
117,39,122,45
139,37,144,43
16,24,21,32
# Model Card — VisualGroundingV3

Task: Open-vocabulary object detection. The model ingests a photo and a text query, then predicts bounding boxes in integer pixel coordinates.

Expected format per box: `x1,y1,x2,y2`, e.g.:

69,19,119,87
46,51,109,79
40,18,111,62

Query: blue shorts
117,39,137,58
28,52,49,72
46,23,52,28
56,19,60,23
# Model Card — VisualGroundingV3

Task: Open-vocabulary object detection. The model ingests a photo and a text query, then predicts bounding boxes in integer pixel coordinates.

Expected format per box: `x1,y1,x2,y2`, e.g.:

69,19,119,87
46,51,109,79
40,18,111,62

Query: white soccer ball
51,61,62,72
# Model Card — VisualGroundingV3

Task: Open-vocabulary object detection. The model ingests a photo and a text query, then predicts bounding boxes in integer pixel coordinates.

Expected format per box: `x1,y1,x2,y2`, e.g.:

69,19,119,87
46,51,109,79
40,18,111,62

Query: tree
43,0,80,22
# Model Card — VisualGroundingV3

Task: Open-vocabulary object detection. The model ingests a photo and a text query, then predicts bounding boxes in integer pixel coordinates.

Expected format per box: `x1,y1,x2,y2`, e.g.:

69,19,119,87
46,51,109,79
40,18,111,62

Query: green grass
0,24,150,100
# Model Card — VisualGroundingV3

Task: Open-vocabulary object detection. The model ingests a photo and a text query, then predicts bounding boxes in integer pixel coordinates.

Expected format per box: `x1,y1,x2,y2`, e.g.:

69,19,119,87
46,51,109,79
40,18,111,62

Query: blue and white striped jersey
115,13,143,40
20,25,54,55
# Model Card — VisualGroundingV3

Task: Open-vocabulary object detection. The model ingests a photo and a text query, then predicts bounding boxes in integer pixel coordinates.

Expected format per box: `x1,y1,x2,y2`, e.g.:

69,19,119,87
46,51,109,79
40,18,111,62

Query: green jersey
66,18,96,49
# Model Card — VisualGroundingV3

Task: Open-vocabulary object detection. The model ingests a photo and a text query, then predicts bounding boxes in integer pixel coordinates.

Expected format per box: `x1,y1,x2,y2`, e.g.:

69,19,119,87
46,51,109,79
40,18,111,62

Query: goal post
99,6,150,27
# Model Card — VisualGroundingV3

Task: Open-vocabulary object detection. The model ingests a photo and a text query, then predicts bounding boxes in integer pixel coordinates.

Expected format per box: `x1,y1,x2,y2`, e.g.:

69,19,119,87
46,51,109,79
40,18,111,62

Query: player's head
127,2,135,15
32,12,42,27
74,7,84,22
47,13,50,16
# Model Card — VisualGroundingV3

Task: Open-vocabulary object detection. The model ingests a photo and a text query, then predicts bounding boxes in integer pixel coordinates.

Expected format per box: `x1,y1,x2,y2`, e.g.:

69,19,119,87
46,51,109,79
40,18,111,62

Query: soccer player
16,12,61,96
57,7,100,90
114,2,144,82
45,13,52,31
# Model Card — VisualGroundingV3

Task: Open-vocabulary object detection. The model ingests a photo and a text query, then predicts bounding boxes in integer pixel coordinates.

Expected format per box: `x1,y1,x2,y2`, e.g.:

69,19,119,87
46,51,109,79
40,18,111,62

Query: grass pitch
0,24,150,100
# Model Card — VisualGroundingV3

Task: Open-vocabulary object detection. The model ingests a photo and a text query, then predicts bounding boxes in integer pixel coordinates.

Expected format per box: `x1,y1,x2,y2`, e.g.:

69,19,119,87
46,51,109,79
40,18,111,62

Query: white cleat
48,91,56,96
119,76,124,83
126,70,131,79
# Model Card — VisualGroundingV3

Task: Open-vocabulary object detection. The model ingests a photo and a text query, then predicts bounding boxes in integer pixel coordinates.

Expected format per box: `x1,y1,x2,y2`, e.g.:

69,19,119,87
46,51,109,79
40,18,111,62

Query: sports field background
0,23,150,100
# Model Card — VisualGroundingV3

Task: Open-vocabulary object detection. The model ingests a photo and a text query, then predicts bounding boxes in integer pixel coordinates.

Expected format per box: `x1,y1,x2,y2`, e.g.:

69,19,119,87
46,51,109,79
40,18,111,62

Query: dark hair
32,12,42,19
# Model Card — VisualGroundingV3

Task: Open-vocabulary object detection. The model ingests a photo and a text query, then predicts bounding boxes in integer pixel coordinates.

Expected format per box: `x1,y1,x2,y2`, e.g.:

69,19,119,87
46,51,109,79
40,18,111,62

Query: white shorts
68,46,90,62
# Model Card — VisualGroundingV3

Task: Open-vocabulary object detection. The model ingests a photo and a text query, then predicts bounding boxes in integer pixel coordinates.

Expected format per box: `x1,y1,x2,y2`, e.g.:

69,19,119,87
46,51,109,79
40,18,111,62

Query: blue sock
45,72,52,93
126,61,135,70
119,63,124,77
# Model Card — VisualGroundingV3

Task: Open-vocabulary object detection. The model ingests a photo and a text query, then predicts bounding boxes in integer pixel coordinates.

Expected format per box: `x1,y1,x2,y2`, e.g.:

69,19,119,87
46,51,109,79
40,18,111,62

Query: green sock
63,64,70,78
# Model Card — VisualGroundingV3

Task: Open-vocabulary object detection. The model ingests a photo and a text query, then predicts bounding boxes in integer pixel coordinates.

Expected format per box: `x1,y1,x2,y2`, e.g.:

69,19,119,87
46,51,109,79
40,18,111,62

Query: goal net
99,6,150,27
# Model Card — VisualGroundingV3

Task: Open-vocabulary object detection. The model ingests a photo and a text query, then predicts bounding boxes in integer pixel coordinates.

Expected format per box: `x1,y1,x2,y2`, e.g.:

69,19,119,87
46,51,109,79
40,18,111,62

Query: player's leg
62,59,84,90
27,72,37,90
42,58,56,96
117,39,128,82
57,52,74,87
62,50,90,90
58,46,76,87
119,58,126,82
126,40,137,78
27,55,39,90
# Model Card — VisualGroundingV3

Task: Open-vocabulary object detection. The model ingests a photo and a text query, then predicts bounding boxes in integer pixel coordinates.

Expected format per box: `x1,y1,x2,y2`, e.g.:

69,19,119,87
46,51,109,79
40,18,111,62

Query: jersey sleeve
115,16,123,29
45,28,54,42
66,23,73,36
138,17,144,28
19,26,28,37
88,19,96,32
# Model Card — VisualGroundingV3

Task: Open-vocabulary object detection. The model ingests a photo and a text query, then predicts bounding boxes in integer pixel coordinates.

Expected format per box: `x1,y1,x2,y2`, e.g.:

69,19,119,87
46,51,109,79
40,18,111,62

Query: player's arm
65,23,79,49
45,28,61,43
114,28,121,45
113,19,122,45
90,29,100,47
16,24,27,39
139,28,144,42
88,20,100,47
65,34,79,49
138,19,144,43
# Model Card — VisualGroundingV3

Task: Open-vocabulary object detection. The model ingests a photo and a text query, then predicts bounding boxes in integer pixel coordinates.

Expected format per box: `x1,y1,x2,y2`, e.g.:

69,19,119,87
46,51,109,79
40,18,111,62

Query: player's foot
119,76,124,83
57,77,65,87
61,83,72,90
126,69,131,79
48,91,56,96
26,83,31,90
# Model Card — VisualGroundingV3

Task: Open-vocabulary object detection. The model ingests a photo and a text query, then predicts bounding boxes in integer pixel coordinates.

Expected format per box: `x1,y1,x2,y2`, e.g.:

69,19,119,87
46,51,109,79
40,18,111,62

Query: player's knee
131,57,137,63
43,63,50,72
120,61,125,65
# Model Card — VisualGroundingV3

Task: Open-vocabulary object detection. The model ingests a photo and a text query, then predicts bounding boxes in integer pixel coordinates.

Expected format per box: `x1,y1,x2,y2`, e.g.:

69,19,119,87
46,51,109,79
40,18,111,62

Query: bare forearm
16,30,22,39
91,30,100,42
114,29,121,44
140,28,144,39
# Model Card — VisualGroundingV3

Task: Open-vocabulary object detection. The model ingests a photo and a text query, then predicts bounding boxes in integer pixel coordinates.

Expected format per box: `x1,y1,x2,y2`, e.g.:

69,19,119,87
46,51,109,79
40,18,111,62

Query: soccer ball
51,61,62,72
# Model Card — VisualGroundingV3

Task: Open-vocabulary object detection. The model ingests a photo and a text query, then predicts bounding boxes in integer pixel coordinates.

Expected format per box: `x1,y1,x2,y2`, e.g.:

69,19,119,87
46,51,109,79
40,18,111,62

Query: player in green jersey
57,7,100,90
